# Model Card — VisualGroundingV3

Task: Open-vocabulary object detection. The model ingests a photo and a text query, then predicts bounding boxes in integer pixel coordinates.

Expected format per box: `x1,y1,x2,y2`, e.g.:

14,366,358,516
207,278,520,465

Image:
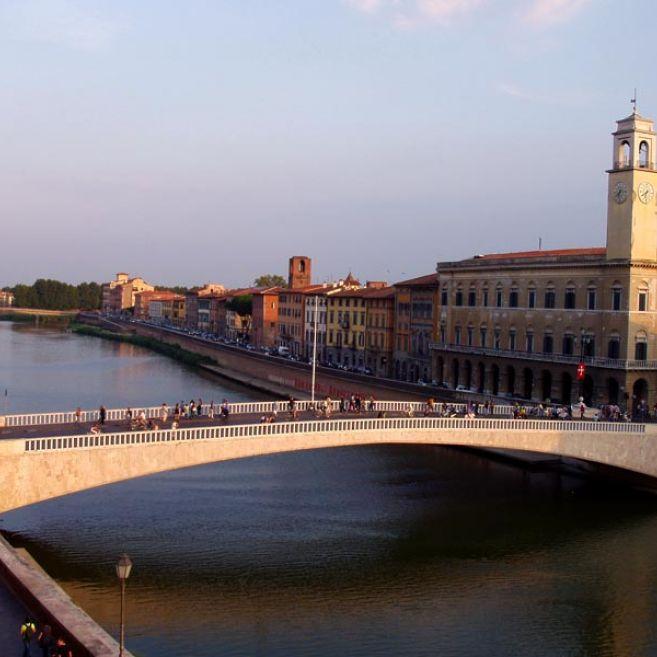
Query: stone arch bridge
0,400,653,515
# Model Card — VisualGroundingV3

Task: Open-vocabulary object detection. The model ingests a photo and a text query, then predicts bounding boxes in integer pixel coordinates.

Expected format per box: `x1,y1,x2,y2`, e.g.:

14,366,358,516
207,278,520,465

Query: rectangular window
562,335,574,355
509,290,518,308
480,328,487,347
543,335,554,354
455,327,461,345
587,289,596,310
639,291,648,311
455,291,463,307
482,290,489,307
441,290,448,306
544,290,555,309
467,326,474,346
526,333,534,353
635,342,648,360
468,291,476,307
564,289,576,309
612,288,621,311
509,331,516,351
496,290,503,308
528,290,536,309
608,339,620,359
494,329,501,350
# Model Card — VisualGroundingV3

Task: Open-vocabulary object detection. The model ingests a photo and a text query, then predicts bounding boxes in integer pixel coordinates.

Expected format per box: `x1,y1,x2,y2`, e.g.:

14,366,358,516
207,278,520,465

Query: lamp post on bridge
116,553,133,657
577,329,591,405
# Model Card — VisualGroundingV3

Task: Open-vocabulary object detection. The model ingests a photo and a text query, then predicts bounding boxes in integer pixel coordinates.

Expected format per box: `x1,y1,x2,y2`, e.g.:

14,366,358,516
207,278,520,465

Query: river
2,321,657,657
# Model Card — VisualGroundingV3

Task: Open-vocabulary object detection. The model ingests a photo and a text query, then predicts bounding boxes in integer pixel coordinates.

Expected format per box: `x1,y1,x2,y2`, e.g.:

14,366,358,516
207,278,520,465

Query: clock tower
606,109,657,261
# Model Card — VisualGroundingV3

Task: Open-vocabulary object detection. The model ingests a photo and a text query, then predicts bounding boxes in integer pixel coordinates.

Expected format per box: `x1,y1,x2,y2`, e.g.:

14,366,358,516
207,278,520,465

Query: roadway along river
2,321,657,657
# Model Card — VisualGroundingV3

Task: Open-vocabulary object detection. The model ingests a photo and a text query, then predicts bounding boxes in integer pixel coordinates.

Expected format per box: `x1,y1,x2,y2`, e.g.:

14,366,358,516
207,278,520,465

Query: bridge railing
4,400,519,428
23,416,644,454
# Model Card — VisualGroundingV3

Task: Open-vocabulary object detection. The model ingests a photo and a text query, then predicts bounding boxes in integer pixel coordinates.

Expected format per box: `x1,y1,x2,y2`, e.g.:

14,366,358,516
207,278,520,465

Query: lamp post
577,329,591,403
311,295,319,403
116,554,133,657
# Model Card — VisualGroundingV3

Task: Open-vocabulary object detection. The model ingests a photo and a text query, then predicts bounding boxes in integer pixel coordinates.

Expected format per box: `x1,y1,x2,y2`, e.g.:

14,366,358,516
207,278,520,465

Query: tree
226,295,253,316
8,279,103,310
253,274,286,288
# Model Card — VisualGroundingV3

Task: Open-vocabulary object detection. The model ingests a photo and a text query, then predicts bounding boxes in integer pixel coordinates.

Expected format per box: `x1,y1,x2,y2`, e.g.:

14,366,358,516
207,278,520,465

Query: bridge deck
0,410,418,441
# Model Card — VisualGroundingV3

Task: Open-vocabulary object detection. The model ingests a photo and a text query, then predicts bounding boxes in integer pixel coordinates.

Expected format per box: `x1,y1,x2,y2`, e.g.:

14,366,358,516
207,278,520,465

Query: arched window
608,334,620,359
587,284,596,310
635,331,648,360
619,140,631,167
467,324,474,346
562,332,575,355
441,284,448,306
482,285,489,307
454,325,462,345
509,284,519,308
509,327,517,350
640,141,650,168
495,283,504,308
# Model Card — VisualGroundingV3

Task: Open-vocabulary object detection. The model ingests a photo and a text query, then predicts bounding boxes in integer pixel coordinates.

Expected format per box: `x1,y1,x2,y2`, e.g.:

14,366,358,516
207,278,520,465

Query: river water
3,321,657,657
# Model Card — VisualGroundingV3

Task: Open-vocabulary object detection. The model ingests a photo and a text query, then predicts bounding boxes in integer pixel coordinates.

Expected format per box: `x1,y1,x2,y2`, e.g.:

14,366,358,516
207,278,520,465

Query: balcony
429,342,657,370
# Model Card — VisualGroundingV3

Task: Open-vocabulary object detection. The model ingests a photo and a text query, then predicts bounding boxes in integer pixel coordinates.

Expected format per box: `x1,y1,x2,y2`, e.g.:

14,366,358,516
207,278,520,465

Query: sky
1,0,655,287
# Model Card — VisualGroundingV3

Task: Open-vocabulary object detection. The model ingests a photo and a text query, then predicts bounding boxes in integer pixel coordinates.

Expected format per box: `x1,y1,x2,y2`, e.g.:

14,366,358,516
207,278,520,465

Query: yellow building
430,107,657,413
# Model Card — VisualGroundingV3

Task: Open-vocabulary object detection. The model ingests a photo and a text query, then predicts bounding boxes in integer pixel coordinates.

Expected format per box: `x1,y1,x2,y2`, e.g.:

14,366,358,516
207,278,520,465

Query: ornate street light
116,554,133,657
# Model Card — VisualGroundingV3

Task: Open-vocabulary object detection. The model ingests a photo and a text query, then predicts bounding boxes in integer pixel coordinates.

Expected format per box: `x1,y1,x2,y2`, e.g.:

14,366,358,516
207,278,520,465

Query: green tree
253,274,286,288
226,295,253,316
9,279,103,310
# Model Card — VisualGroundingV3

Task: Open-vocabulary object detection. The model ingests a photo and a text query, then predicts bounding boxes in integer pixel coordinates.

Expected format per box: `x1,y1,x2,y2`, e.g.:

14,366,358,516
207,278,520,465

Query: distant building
102,273,154,313
252,287,282,349
393,274,439,383
0,291,14,307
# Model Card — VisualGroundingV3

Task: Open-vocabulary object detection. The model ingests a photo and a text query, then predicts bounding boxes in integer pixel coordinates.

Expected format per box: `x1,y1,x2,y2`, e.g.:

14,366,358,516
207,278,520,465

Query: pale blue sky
1,0,654,287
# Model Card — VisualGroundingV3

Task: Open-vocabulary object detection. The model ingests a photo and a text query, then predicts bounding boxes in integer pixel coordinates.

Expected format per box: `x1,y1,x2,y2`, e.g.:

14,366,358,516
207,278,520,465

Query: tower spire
631,88,638,114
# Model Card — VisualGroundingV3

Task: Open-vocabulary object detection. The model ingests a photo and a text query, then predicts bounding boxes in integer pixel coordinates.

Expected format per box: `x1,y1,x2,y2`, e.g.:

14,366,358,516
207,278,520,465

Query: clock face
638,181,655,204
613,181,629,204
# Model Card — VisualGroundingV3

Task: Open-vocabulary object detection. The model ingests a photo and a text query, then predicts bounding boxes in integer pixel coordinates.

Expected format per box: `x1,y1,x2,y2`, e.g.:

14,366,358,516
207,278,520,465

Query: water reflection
3,323,657,657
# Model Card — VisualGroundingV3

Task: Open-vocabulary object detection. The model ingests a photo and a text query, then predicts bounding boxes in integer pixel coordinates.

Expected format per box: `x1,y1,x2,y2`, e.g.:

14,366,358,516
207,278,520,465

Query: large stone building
430,108,657,411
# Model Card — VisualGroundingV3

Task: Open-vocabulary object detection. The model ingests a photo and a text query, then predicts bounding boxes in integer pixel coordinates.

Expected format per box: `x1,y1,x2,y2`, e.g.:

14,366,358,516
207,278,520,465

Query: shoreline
0,533,133,657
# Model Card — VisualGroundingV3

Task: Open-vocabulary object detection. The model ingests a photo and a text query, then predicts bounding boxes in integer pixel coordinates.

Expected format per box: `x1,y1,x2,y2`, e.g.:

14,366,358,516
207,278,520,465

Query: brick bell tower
288,256,312,289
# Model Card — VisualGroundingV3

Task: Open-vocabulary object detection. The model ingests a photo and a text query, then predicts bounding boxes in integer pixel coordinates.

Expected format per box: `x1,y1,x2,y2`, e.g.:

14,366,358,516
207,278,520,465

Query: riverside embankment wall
100,319,446,402
0,535,133,657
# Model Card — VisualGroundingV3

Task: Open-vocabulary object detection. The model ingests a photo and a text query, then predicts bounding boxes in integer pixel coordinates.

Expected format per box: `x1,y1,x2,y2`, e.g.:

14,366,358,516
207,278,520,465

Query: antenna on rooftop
538,237,543,250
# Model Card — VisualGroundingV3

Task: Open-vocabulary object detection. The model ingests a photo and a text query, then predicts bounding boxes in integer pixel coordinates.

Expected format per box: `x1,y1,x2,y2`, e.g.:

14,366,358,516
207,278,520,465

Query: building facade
252,287,281,349
393,274,439,383
102,273,154,313
430,109,657,411
0,291,14,307
364,287,395,378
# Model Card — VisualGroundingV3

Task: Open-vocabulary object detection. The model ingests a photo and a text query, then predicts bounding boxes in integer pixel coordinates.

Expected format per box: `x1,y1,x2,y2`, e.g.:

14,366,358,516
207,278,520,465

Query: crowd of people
76,393,641,436
20,616,72,657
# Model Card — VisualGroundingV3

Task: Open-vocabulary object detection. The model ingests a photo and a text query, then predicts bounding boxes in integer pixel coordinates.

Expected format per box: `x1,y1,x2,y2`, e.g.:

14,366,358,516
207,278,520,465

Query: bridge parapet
5,400,523,428
22,416,645,454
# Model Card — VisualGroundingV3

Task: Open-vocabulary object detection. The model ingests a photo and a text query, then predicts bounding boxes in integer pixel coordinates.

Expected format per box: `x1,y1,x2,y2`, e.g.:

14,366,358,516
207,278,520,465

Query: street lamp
577,329,591,402
116,554,133,657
